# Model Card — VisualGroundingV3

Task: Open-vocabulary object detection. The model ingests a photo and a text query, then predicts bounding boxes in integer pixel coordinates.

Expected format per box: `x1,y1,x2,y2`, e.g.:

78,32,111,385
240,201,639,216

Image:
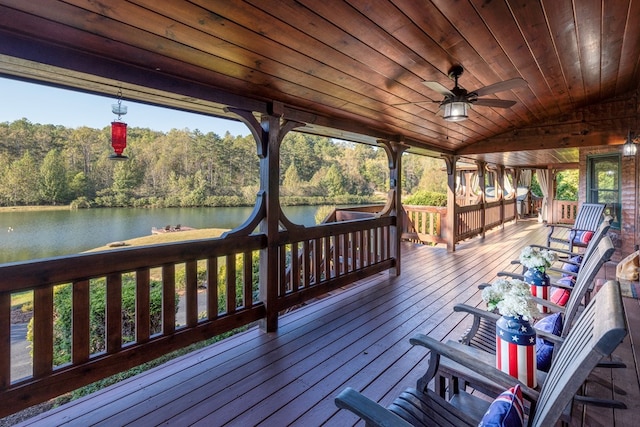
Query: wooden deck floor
13,220,640,426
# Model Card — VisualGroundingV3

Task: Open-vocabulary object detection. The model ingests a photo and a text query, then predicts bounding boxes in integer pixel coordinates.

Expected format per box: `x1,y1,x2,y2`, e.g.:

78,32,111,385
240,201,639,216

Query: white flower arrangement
518,246,556,272
481,277,541,321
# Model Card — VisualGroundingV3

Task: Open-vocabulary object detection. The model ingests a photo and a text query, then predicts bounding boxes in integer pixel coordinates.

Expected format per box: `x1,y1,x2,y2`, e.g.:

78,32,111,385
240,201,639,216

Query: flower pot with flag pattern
496,315,537,388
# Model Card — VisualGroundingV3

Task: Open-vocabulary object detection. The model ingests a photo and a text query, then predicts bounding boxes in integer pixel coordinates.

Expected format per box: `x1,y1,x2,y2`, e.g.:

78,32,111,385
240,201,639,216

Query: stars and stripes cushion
572,230,594,245
550,275,574,307
479,384,524,427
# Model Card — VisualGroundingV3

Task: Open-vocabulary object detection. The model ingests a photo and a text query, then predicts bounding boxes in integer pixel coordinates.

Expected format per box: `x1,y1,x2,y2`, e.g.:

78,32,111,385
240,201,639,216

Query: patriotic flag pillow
479,384,524,427
572,230,594,245
550,276,574,306
534,312,563,372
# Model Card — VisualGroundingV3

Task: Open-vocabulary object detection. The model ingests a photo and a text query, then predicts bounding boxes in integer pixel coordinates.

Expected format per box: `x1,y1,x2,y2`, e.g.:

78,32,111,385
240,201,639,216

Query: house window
587,154,621,228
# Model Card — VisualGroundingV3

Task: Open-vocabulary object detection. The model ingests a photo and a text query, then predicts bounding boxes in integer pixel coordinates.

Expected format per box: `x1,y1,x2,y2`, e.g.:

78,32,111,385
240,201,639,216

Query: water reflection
0,205,322,264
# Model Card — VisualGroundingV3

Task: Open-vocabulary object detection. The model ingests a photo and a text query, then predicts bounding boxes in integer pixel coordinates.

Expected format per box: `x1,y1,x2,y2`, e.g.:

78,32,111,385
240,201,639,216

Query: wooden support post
497,165,505,228
546,169,555,223
514,168,521,221
259,114,281,332
443,155,458,252
379,139,408,276
225,105,285,332
476,160,487,237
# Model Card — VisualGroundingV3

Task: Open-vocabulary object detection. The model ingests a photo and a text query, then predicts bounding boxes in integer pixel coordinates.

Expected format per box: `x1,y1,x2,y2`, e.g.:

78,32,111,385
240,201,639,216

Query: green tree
1,151,40,204
110,153,144,205
555,170,578,200
282,163,302,195
68,171,91,200
322,164,346,196
40,149,69,204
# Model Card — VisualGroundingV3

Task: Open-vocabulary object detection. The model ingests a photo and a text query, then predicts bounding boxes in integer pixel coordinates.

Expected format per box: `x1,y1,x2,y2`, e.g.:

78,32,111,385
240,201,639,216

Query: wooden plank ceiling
0,0,639,168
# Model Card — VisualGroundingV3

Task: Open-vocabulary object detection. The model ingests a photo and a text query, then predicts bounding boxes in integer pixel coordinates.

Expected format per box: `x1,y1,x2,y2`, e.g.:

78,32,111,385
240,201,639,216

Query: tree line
0,119,448,208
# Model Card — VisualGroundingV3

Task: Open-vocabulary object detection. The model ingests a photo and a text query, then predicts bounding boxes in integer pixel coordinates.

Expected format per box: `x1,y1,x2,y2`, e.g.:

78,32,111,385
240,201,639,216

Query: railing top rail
0,234,266,292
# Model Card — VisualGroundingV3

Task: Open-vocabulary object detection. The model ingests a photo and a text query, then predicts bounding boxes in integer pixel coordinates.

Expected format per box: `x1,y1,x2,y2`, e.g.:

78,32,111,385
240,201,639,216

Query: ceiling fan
422,65,527,122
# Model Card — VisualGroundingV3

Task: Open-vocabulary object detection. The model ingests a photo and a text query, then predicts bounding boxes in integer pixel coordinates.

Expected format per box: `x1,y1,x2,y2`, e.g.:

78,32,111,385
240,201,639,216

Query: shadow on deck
13,220,640,426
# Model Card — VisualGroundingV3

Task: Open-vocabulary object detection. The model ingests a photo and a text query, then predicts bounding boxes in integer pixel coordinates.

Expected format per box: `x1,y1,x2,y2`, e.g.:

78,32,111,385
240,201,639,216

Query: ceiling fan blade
473,98,517,108
473,78,527,97
422,81,454,96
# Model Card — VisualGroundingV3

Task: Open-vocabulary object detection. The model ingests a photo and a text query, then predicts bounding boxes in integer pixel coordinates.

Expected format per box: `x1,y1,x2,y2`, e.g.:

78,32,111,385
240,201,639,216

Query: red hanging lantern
110,89,129,160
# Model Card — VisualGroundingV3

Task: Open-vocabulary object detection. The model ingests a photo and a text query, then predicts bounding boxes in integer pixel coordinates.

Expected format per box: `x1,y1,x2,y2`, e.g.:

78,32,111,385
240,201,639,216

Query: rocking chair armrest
496,271,525,280
547,266,578,277
527,244,575,257
478,282,492,290
410,333,540,402
531,296,566,313
573,395,627,409
335,387,413,427
546,222,573,230
548,279,574,290
534,329,564,346
453,303,501,322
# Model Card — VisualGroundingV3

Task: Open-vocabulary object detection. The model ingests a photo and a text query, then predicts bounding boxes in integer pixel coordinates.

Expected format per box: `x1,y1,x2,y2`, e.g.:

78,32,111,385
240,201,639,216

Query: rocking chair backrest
577,216,612,265
573,203,606,231
560,235,614,337
531,280,626,426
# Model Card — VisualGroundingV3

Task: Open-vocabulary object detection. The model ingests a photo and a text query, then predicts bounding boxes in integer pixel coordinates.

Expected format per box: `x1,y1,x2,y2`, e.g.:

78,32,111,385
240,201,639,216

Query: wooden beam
457,94,639,155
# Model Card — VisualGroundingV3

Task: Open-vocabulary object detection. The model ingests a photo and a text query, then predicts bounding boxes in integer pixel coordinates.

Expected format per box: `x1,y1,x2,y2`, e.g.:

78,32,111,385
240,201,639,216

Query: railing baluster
363,229,370,266
33,287,53,376
226,254,236,314
342,232,349,273
0,292,10,388
303,241,311,288
279,245,287,295
314,238,322,284
72,280,90,363
332,235,340,278
358,230,364,269
106,274,122,353
162,264,176,334
185,260,198,327
324,236,331,280
291,242,299,292
135,271,150,344
373,228,377,262
243,251,253,307
207,257,218,319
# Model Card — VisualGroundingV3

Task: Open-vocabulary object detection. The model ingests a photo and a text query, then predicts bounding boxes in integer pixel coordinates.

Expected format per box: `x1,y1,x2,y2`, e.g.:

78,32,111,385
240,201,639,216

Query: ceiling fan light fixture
442,100,469,122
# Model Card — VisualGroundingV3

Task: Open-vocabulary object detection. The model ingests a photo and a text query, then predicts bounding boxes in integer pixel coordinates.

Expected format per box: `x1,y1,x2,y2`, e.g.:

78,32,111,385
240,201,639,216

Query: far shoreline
0,205,71,213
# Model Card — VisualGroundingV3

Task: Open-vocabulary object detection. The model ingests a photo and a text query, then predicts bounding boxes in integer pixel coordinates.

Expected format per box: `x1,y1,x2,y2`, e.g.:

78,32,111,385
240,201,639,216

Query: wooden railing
0,212,395,416
456,198,517,243
552,200,578,224
279,216,394,309
402,205,447,244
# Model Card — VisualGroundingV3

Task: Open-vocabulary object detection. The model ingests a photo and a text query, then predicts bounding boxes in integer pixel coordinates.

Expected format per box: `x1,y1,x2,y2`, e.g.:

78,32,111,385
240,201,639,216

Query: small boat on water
151,224,196,234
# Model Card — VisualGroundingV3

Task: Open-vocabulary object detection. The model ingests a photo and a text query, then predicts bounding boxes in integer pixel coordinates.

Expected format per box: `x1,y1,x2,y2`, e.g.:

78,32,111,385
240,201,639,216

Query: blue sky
0,77,249,136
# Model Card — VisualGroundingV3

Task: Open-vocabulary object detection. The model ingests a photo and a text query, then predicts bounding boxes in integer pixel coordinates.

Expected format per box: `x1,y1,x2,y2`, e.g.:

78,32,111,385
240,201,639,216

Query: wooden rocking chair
513,216,611,279
335,280,627,427
453,235,613,358
546,202,605,253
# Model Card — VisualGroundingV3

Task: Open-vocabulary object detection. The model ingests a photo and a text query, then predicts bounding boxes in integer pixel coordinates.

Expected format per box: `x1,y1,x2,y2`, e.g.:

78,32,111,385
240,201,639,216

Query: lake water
0,205,324,264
